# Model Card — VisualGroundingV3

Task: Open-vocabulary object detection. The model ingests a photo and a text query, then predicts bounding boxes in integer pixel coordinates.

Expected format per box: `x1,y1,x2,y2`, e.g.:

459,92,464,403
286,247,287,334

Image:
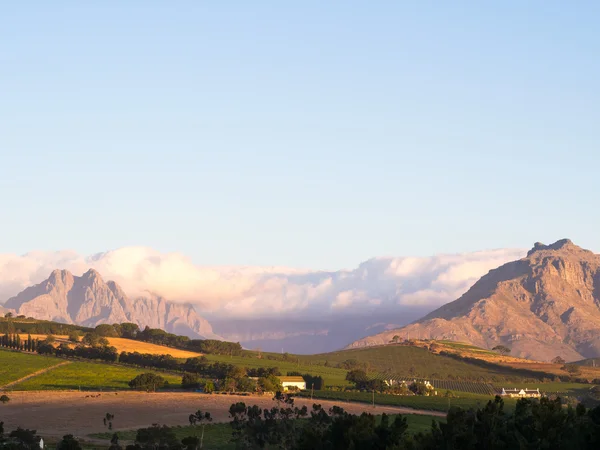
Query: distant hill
4,269,221,340
348,239,600,362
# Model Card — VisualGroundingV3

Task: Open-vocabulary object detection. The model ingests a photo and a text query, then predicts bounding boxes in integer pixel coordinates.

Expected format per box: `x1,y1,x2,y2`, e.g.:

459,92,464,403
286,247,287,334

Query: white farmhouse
278,376,306,391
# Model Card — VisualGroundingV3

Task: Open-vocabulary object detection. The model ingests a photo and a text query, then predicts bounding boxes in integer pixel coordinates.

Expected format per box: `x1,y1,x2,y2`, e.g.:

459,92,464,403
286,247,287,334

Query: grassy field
90,414,442,449
298,390,515,412
203,353,350,386
296,345,543,382
496,382,593,396
8,360,182,391
0,349,62,386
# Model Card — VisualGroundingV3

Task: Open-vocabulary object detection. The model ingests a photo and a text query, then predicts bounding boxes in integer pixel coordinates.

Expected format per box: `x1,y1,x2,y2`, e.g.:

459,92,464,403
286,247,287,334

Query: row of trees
6,392,600,449
0,333,38,352
92,323,243,356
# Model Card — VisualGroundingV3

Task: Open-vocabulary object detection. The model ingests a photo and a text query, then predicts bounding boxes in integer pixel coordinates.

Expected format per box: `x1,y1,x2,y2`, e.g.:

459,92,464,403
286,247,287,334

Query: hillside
297,343,570,383
348,239,600,362
4,269,220,340
18,334,203,358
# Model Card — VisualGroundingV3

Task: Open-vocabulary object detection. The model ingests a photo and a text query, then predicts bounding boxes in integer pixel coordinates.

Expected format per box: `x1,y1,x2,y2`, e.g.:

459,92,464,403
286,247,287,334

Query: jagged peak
81,268,103,280
48,269,74,284
526,239,588,257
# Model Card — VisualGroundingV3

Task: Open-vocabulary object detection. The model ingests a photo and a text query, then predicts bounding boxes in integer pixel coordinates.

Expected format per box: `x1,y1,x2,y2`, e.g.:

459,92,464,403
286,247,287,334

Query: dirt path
0,361,71,390
0,391,445,439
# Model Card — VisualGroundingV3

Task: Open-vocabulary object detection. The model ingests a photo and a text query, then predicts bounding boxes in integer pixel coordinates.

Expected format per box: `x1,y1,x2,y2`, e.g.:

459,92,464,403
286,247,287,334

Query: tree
103,413,115,430
562,363,582,375
236,377,257,393
182,373,202,390
227,365,247,380
345,369,368,385
68,330,81,343
257,374,282,393
95,324,119,337
128,373,167,391
109,433,122,450
4,312,12,318
44,334,56,344
0,395,9,404
492,345,511,355
189,410,212,448
8,427,41,448
182,436,200,450
119,323,140,339
82,332,110,348
56,434,83,450
552,356,566,365
202,380,215,394
133,424,180,449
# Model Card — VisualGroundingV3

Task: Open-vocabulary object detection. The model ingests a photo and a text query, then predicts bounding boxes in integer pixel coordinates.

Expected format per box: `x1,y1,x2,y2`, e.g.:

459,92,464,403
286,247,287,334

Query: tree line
8,394,600,449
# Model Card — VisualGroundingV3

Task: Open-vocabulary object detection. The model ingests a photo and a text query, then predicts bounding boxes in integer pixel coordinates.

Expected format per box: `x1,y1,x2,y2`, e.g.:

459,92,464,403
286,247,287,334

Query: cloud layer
0,247,526,319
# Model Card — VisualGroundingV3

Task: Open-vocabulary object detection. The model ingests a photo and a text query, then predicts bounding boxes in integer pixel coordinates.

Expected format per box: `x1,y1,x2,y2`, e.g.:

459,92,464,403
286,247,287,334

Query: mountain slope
5,269,221,340
348,239,600,362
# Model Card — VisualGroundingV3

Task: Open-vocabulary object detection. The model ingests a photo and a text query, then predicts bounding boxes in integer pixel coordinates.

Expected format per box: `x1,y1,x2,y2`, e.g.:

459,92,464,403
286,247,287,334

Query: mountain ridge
4,268,221,340
347,239,600,362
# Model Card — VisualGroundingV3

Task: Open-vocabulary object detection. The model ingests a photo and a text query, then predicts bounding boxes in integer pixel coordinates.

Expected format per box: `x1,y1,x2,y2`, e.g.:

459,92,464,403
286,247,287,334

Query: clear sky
1,1,599,269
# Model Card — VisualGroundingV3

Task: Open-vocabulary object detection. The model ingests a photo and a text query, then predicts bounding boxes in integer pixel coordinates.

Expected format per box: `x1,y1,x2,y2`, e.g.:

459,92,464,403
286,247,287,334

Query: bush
95,324,119,337
0,394,10,404
128,373,167,391
68,330,81,343
202,380,215,394
182,373,202,389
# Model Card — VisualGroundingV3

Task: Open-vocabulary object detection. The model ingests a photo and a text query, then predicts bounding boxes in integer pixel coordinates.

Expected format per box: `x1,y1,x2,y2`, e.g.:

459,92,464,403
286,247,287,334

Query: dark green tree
56,434,83,450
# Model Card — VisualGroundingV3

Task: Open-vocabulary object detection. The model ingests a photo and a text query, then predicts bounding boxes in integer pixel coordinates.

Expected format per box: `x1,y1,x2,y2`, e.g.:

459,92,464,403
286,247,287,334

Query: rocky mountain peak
48,269,74,286
349,239,600,362
526,239,592,258
5,269,221,340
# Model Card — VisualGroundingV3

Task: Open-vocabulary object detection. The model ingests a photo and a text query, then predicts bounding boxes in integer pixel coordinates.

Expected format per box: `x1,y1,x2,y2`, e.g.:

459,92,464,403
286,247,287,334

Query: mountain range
349,239,600,362
3,269,221,340
3,239,600,362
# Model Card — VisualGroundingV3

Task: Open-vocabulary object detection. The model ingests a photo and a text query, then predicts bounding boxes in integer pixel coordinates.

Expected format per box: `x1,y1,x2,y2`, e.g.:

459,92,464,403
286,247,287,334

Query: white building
278,376,306,391
500,388,541,398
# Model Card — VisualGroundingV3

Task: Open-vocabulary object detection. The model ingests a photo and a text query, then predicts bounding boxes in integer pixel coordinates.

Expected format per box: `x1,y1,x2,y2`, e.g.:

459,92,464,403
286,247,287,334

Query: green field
203,353,350,386
496,382,593,396
296,345,551,382
437,341,496,355
9,360,182,391
90,414,442,449
0,349,63,386
298,390,516,412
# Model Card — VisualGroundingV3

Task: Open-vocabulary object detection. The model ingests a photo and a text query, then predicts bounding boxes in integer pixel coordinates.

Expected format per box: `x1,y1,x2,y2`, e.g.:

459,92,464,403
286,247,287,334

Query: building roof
501,388,540,394
278,376,306,383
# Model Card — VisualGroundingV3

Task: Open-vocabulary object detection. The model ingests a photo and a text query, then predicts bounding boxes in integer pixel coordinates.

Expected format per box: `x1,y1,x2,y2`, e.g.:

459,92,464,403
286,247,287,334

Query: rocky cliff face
348,239,600,362
4,269,221,340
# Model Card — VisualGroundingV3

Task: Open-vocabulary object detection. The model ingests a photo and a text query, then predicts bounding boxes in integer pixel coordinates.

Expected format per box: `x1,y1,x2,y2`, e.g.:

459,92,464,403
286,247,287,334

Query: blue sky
1,1,599,269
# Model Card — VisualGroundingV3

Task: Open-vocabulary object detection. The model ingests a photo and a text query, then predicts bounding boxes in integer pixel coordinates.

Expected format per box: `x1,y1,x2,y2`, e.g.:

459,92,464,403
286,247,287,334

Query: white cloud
0,246,527,319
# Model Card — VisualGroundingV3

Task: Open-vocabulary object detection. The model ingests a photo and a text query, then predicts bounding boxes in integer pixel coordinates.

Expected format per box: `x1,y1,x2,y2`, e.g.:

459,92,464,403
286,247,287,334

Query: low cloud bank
0,247,526,319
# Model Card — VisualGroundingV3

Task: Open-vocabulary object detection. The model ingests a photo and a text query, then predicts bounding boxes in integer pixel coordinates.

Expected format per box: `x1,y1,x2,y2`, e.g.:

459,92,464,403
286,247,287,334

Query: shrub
182,373,202,389
0,394,10,404
128,373,167,391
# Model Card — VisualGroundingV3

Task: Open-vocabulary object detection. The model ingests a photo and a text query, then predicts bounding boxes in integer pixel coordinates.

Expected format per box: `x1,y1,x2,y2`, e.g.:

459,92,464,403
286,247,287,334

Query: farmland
203,353,350,386
496,382,593,397
0,349,62,386
296,345,547,382
0,348,183,391
16,334,203,358
371,374,496,395
297,389,515,412
0,391,444,439
10,360,182,391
